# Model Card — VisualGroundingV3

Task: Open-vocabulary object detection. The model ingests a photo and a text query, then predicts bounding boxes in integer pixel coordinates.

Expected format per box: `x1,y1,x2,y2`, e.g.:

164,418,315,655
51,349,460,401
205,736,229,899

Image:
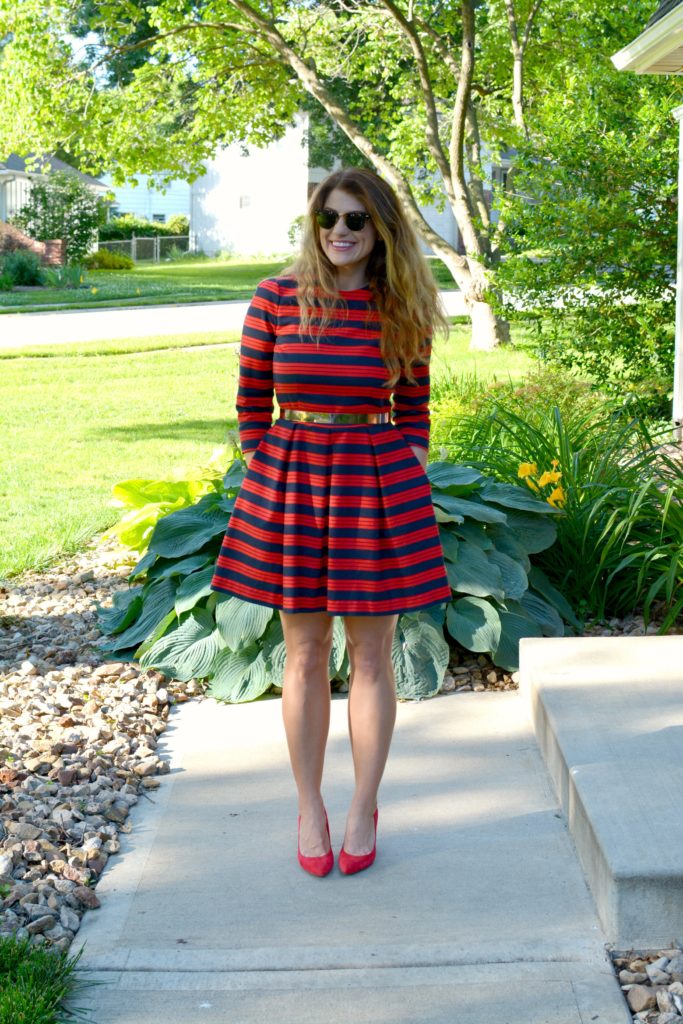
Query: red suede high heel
339,808,378,875
297,809,334,877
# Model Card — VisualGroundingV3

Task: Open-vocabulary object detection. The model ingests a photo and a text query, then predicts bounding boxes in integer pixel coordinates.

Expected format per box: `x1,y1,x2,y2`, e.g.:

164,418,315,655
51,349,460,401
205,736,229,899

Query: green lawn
0,323,537,581
0,254,459,313
0,256,292,312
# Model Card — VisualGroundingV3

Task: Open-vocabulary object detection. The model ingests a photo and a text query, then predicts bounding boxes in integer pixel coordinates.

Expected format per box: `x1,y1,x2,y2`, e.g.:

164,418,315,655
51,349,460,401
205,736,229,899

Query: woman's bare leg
280,609,334,857
342,613,399,854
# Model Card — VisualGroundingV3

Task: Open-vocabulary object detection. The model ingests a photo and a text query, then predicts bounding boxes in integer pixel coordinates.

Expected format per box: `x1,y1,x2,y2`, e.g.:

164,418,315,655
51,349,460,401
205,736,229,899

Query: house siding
100,173,191,222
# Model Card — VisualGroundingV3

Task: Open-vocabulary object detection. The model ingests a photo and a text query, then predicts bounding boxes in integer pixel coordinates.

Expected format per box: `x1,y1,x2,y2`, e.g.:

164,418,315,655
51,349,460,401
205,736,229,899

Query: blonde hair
285,168,448,387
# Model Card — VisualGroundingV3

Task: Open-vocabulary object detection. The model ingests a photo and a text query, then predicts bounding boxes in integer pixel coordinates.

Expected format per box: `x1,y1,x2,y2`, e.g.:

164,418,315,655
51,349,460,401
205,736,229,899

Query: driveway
0,291,466,349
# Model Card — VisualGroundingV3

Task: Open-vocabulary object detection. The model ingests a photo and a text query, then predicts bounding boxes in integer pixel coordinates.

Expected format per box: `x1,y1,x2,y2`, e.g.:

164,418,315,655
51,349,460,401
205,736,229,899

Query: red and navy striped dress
210,276,452,616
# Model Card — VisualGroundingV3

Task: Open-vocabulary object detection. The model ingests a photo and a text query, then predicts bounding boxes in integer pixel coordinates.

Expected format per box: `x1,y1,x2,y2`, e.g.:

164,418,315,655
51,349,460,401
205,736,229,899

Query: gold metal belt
282,409,391,425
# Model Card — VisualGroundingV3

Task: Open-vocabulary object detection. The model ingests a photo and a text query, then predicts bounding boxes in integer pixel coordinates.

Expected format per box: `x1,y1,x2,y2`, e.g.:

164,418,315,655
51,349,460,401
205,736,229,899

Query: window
239,195,251,209
152,213,166,223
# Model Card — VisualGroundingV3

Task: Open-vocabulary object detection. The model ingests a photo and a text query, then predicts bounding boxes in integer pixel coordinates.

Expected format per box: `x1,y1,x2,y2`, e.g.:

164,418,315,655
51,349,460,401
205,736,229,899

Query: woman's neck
334,266,369,291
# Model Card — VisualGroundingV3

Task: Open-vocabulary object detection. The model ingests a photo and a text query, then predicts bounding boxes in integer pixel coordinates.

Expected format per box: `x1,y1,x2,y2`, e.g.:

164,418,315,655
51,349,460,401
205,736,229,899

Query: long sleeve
236,279,278,454
391,341,432,451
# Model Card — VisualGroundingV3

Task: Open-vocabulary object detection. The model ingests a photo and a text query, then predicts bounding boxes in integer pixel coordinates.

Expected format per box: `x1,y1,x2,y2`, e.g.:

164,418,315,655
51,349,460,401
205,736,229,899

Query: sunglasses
315,208,373,231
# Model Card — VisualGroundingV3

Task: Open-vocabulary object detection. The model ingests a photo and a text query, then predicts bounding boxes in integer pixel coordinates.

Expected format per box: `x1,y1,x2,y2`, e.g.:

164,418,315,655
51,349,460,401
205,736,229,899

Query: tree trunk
466,294,511,351
439,253,510,351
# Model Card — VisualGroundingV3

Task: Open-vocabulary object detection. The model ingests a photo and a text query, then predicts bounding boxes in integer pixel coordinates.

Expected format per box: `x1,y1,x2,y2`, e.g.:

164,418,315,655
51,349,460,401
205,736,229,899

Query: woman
210,167,451,876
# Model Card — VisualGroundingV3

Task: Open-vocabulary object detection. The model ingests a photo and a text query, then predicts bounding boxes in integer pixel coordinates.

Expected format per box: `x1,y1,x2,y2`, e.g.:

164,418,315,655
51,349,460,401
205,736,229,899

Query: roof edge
612,2,683,72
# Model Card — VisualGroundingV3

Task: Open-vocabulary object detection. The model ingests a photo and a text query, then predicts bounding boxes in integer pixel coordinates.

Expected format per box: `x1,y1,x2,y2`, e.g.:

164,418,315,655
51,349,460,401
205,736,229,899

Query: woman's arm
236,280,279,458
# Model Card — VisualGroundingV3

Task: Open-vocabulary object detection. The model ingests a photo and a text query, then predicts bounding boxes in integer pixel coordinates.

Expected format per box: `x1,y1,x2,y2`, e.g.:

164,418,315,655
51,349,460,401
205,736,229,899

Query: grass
0,933,98,1023
0,254,459,313
0,256,291,312
0,321,538,581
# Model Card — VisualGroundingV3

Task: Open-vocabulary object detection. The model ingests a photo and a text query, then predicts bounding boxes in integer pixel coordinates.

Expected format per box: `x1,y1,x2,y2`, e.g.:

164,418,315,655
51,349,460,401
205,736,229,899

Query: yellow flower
524,477,540,491
91,287,98,295
79,275,84,284
547,486,566,508
551,458,560,468
518,462,538,479
537,469,562,488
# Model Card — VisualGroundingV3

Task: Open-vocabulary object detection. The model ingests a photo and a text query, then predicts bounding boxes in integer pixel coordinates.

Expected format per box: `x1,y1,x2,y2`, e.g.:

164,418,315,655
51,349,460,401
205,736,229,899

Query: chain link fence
95,234,191,262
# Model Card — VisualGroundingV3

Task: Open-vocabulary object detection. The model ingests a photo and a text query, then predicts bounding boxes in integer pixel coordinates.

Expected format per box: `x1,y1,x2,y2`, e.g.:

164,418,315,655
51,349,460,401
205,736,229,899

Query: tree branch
224,0,467,271
378,0,456,207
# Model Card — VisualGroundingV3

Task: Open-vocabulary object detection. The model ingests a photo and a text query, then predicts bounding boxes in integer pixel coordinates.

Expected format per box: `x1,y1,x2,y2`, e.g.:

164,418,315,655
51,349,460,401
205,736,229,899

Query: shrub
11,169,107,263
166,214,190,235
2,250,45,286
441,393,682,625
43,263,87,289
0,271,13,291
97,443,577,703
83,248,134,270
99,214,189,241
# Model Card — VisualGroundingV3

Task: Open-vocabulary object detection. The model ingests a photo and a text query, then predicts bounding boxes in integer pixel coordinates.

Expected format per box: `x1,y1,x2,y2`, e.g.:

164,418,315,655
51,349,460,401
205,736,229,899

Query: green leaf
215,597,274,650
515,591,565,637
446,540,505,601
329,615,347,677
432,493,508,525
488,549,528,600
527,565,582,629
207,644,271,703
439,530,459,563
446,596,502,653
96,586,143,634
486,525,531,571
453,520,494,551
128,549,157,580
502,510,557,554
147,552,212,580
139,607,223,681
149,505,229,558
427,461,486,494
479,480,558,514
175,566,215,615
392,618,449,700
134,608,178,661
99,576,177,652
491,611,543,671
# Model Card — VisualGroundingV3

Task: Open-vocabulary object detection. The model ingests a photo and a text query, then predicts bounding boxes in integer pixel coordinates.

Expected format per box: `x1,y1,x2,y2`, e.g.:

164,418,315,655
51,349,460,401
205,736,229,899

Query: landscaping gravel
0,529,680,1024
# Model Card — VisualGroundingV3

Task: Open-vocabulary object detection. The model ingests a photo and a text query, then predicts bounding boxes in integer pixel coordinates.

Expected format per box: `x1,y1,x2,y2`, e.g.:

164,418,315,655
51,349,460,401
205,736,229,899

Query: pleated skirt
210,417,452,616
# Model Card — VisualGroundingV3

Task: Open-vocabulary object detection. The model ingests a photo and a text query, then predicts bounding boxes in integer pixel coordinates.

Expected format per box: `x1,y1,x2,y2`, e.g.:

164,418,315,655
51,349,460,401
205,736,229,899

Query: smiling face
317,187,377,289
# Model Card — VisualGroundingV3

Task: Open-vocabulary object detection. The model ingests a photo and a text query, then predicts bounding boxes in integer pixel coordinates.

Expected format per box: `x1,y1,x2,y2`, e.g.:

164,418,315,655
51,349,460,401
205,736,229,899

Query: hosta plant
97,453,577,702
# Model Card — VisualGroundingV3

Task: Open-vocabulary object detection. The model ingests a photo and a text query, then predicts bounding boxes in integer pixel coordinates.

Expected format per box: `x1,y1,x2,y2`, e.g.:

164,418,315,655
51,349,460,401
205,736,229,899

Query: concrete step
520,634,683,948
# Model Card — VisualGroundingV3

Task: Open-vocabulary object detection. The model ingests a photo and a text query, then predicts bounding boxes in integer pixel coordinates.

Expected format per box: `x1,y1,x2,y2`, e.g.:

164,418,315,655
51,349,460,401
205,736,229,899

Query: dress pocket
396,431,429,478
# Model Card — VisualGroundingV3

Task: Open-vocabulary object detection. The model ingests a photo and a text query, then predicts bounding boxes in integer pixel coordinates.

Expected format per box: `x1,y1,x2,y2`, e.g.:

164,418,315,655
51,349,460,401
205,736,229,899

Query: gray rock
7,822,43,841
25,914,56,934
626,985,657,1013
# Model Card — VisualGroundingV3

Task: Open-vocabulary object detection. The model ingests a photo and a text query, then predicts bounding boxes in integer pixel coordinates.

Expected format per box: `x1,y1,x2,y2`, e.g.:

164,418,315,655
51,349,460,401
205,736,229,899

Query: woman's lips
329,240,355,250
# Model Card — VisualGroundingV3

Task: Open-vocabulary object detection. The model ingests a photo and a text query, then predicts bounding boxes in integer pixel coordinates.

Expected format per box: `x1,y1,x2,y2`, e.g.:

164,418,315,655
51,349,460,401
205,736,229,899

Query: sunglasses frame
314,208,373,232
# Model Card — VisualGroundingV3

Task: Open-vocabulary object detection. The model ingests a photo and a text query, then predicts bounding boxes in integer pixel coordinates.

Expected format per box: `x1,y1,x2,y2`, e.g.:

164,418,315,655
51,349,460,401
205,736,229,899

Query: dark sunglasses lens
344,212,368,231
315,210,337,229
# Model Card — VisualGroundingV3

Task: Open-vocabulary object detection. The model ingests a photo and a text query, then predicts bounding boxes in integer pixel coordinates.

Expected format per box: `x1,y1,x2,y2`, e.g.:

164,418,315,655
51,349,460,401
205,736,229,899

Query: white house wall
100,173,191,222
0,176,35,222
191,119,308,257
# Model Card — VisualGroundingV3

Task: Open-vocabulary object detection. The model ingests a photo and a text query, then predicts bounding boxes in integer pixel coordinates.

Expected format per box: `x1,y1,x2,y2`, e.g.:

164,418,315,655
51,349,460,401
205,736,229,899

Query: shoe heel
339,807,378,876
298,809,334,877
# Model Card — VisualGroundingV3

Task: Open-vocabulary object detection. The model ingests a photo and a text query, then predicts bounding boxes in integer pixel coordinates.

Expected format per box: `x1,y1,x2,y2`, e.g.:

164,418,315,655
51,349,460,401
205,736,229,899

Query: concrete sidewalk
67,691,629,1024
0,291,467,348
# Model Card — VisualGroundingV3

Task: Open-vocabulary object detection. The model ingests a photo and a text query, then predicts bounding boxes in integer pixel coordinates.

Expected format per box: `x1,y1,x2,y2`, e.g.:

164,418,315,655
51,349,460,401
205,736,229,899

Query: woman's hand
244,452,254,469
411,446,428,471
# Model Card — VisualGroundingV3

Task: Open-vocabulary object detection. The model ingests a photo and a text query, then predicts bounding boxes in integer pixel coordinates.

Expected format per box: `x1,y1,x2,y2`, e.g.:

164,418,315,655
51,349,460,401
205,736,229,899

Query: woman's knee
280,611,333,677
344,615,397,677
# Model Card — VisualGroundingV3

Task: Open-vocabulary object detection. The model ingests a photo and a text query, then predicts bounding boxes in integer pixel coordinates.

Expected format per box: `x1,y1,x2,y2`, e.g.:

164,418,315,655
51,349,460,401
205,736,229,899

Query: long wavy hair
285,168,448,387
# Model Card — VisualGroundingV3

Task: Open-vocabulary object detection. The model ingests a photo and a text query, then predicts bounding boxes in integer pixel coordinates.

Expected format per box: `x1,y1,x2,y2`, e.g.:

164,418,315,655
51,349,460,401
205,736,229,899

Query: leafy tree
0,0,570,350
491,3,682,413
11,170,108,263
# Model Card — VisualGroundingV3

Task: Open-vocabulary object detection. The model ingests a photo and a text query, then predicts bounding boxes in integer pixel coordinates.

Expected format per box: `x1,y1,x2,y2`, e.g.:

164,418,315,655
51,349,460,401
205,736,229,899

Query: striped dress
210,276,452,616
